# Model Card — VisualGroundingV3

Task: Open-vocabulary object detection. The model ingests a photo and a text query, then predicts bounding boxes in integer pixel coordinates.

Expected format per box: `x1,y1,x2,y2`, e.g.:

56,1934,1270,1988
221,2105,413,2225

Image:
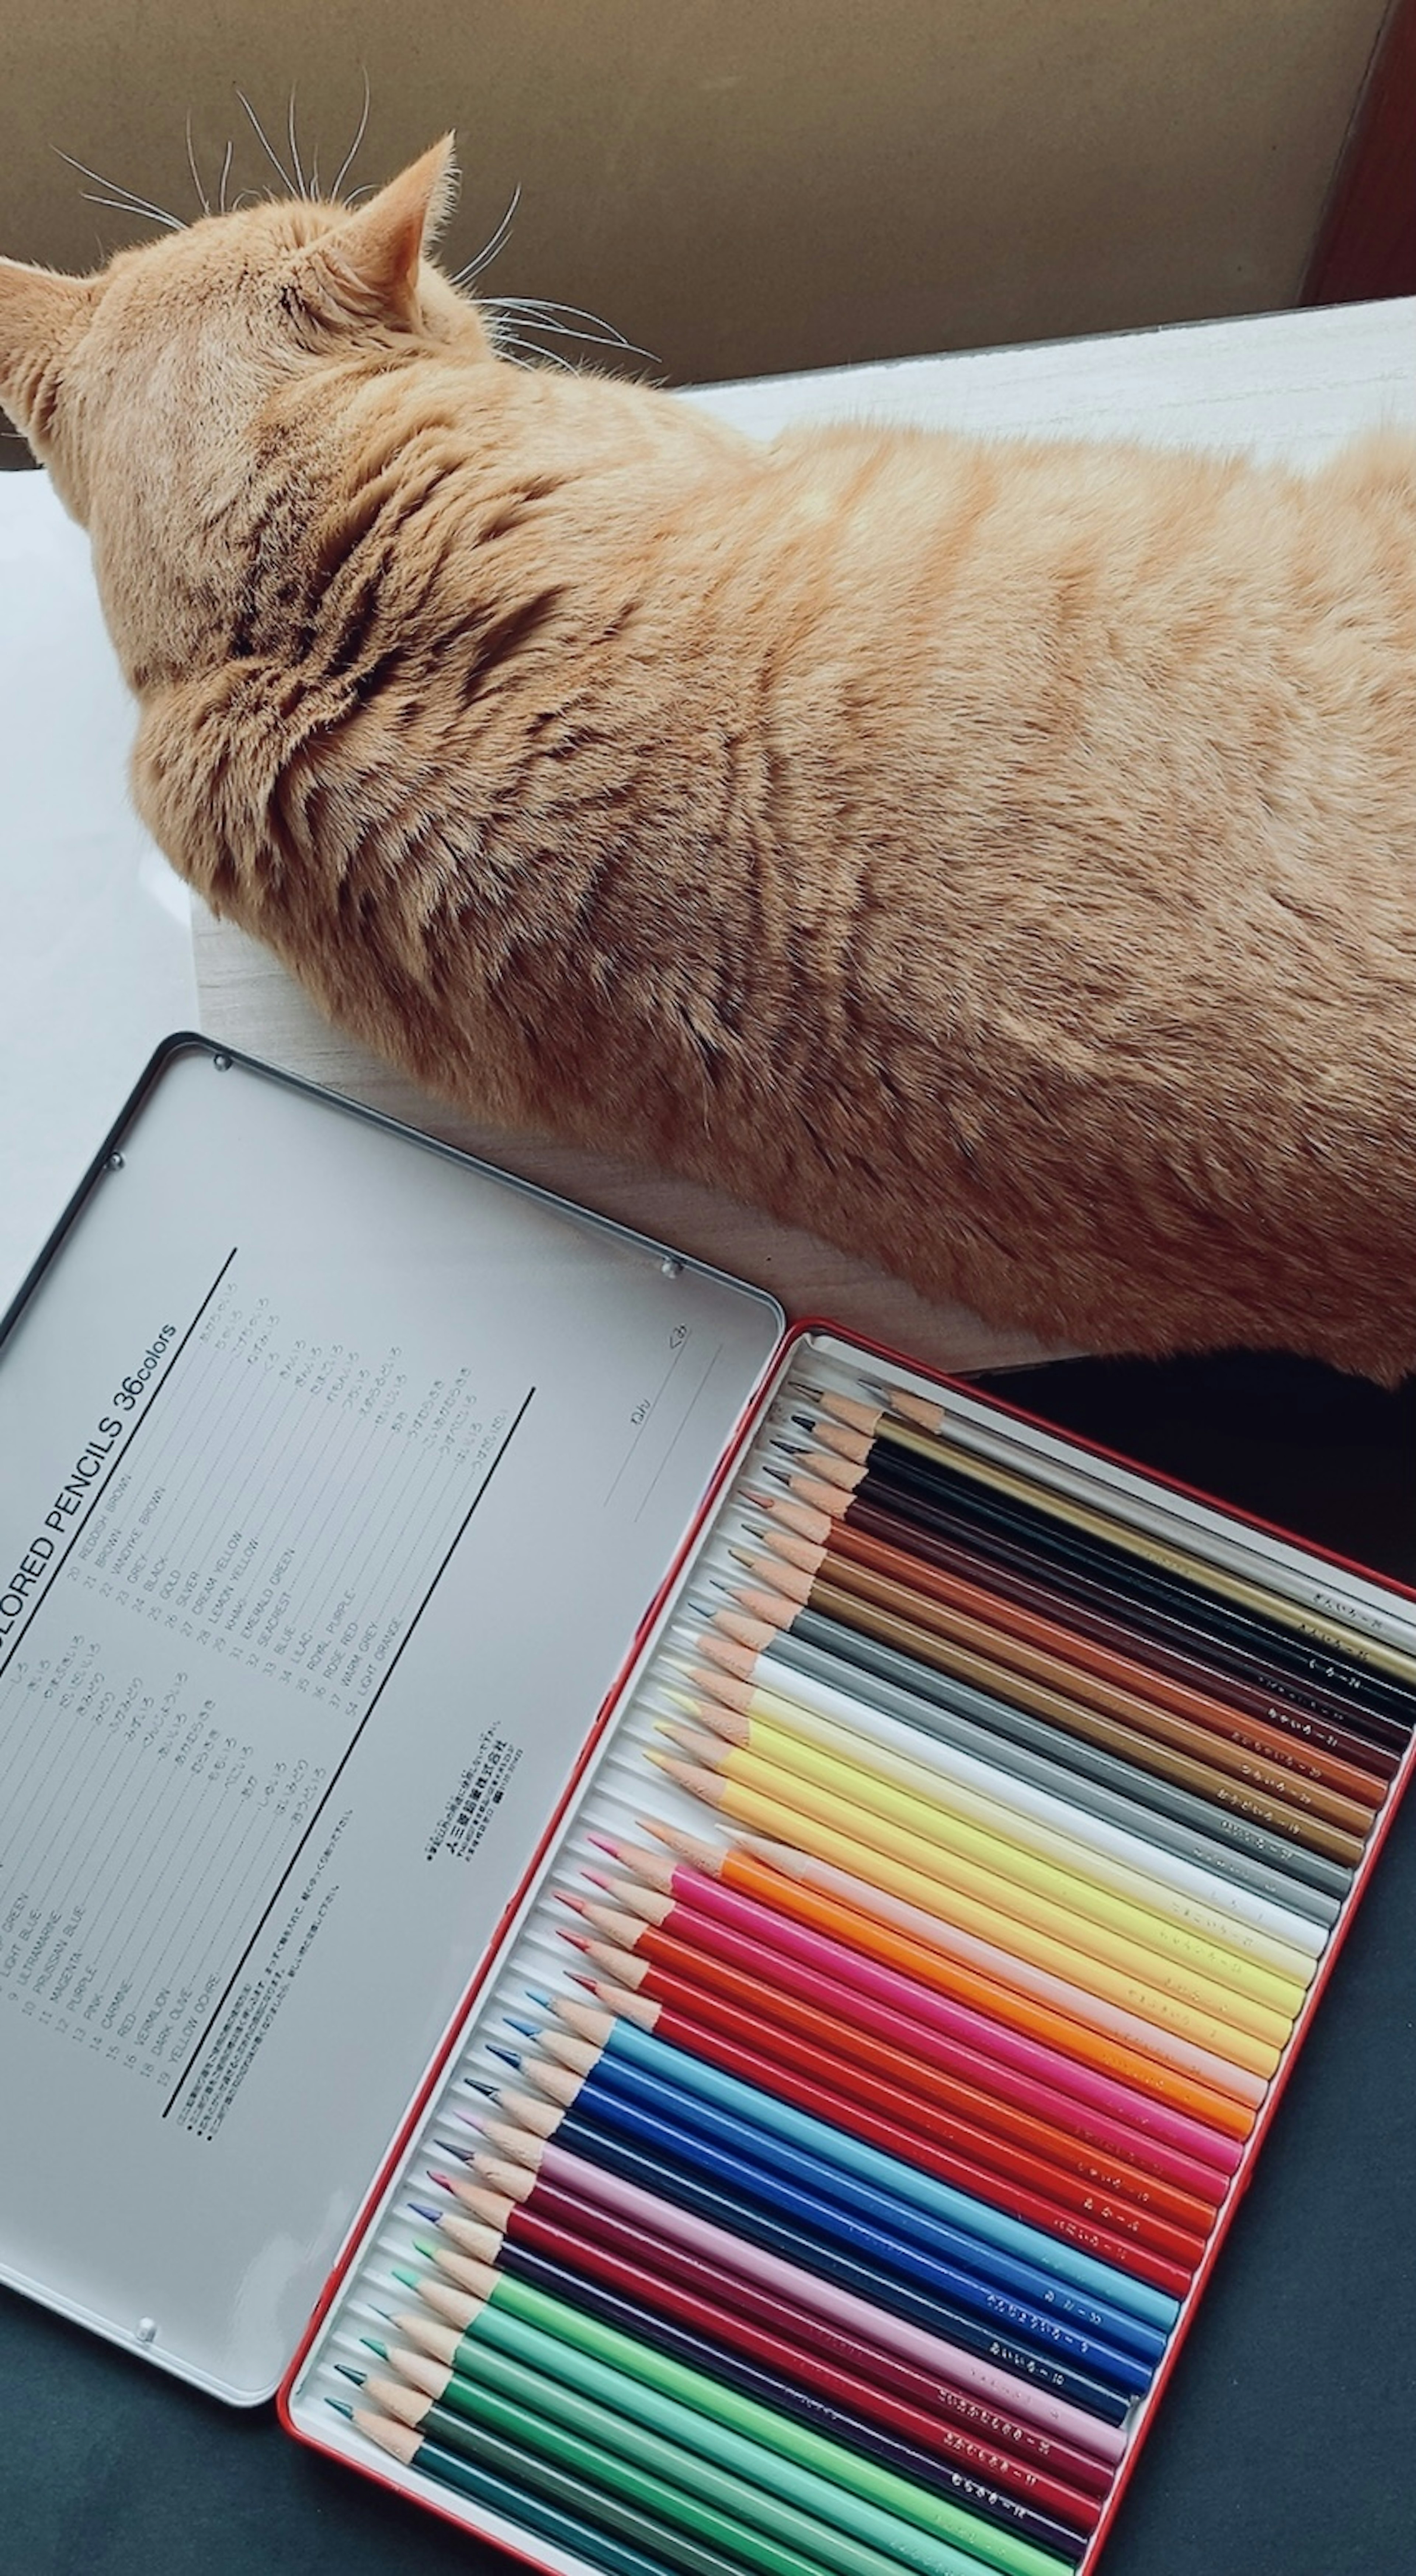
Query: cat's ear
296,136,459,327
0,259,92,440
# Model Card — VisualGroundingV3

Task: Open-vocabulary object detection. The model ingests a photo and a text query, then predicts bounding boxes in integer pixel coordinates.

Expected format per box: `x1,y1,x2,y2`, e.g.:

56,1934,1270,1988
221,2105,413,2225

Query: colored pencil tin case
0,1034,1411,2576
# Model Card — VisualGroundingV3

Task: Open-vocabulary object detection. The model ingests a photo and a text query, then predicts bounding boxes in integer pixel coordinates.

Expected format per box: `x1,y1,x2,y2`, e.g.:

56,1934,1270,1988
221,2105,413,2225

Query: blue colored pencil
500,2048,1153,2395
524,2011,1174,2341
470,2101,1134,2423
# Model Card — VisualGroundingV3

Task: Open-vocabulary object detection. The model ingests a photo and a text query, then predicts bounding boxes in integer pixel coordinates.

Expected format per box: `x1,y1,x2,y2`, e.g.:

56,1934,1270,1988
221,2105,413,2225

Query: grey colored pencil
745,1624,1345,1920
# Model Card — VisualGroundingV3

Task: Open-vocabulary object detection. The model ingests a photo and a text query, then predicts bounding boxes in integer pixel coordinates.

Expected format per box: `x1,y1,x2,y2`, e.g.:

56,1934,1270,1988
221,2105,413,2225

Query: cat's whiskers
490,294,632,347
217,139,235,216
55,151,186,235
489,313,657,371
184,114,210,219
329,70,372,205
452,184,522,291
495,329,577,374
235,90,298,198
287,89,312,202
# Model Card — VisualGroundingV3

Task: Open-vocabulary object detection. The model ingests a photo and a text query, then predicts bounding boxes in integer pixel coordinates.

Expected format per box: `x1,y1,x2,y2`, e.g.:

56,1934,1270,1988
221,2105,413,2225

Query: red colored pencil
555,1976,1205,2293
572,1918,1215,2233
447,2161,1114,2511
567,1886,1233,2203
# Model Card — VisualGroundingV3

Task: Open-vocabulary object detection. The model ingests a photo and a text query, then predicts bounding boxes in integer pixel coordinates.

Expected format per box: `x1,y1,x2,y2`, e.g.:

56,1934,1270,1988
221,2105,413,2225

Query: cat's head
0,138,488,680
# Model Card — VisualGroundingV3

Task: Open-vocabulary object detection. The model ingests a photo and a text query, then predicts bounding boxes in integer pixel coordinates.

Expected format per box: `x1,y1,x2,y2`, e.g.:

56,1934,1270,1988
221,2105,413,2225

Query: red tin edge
280,1307,1416,2576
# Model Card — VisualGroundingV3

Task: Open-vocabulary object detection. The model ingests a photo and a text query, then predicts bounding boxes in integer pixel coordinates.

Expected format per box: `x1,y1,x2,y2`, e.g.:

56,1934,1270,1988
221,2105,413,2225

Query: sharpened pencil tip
327,2397,355,2420
335,2361,366,2385
408,2200,444,2226
486,2042,519,2067
428,2169,457,2193
391,2267,422,2293
360,2336,389,2360
461,2072,496,2096
503,2014,540,2040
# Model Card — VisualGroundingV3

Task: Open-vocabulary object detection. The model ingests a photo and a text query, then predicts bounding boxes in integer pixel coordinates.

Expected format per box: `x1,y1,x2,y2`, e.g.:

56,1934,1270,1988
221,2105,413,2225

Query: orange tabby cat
2,142,1414,1378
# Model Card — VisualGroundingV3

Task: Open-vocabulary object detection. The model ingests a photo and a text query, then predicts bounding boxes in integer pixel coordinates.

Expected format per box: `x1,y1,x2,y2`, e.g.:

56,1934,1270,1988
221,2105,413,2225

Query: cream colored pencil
672,1674,1321,1975
650,1722,1299,2039
645,1751,1280,2086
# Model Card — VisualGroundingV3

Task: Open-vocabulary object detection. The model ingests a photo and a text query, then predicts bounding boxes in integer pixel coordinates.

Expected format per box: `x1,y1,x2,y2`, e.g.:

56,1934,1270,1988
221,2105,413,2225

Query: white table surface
4,294,1412,1369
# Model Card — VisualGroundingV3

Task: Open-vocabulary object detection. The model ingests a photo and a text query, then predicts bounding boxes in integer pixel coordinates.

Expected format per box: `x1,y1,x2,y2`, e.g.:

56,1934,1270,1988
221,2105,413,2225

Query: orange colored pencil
646,1803,1255,2142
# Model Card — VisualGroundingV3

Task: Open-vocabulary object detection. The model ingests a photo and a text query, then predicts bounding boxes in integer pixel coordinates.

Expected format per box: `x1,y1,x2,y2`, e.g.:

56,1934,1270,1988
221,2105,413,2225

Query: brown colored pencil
702,1571,1367,1872
733,1508,1391,1807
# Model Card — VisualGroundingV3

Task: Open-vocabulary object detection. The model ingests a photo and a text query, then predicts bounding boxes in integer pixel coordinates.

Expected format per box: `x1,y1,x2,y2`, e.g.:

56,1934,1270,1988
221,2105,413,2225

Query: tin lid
0,1037,784,2402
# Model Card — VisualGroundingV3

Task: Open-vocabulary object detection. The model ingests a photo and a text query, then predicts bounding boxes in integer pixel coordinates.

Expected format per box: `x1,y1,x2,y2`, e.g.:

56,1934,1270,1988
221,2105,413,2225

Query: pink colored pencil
572,1860,1239,2188
475,2131,1126,2469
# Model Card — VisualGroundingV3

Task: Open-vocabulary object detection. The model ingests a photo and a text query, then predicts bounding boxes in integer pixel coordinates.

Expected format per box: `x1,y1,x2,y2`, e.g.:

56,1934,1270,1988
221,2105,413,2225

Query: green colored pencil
332,2394,816,2576
368,2279,1068,2576
388,2259,1069,2576
357,2366,903,2576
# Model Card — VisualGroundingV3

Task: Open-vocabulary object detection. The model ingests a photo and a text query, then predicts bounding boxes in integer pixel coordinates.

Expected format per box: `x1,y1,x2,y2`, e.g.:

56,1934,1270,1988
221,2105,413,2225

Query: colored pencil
525,2001,1185,2321
746,1608,1351,1909
561,1928,1219,2251
822,1472,1413,1758
641,1747,1285,2079
405,2176,1113,2510
593,1844,1247,2165
556,1975,1208,2286
502,2028,1167,2359
462,2071,1153,2405
863,1411,1416,1686
812,1459,1416,1759
372,2261,1072,2576
704,1578,1367,1870
391,2239,1094,2554
794,1492,1403,1779
631,1796,1268,2121
730,1527,1389,1816
330,2398,765,2576
437,2126,1128,2454
650,1830,1264,2143
661,1687,1313,2011
350,2345,977,2576
657,1843,1250,2157
574,1925,1221,2234
798,1484,1411,1782
793,1401,1416,1715
515,2016,1171,2344
676,1653,1325,1966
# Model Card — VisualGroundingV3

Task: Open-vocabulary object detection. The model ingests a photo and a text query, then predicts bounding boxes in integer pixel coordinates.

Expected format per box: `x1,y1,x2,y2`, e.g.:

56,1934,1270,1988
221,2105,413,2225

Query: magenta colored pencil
521,2135,1126,2466
621,1865,1239,2187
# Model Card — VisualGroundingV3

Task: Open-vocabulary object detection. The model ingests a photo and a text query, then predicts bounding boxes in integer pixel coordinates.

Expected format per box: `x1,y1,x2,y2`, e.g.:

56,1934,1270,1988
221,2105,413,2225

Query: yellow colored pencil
661,1716,1295,2043
652,1738,1287,2080
680,1677,1313,2007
